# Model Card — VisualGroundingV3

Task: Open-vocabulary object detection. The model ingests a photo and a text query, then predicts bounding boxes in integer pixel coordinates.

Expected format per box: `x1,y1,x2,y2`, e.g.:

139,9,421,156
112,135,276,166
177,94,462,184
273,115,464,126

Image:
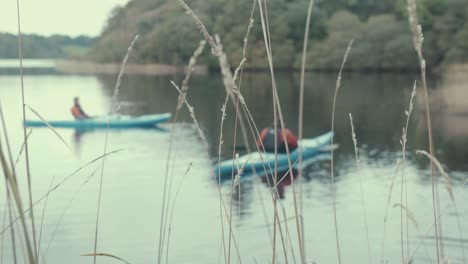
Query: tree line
0,33,95,59
89,0,468,70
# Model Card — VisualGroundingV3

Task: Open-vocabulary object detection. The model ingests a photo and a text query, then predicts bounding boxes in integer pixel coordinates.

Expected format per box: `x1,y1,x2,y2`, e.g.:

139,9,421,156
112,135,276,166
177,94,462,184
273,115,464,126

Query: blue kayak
25,113,172,129
215,131,334,178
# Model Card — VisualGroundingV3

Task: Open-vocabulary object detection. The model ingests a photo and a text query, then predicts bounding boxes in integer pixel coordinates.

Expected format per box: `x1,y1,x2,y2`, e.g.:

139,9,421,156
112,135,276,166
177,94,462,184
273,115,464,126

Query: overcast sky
0,0,130,37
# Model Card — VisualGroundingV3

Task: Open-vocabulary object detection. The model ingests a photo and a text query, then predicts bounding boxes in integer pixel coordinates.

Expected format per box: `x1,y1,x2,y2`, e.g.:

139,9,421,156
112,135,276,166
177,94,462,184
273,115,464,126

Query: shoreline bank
54,60,208,75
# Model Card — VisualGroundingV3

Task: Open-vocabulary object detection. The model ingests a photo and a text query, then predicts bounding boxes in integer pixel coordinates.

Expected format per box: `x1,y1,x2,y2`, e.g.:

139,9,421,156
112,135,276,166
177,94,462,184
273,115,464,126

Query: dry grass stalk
258,20,282,264
25,105,72,153
381,83,417,263
1,190,7,260
230,2,256,261
330,39,353,264
15,0,38,260
298,1,315,260
178,0,218,55
217,94,245,264
0,104,19,181
43,169,99,260
165,162,193,264
406,0,440,261
163,141,179,264
161,42,205,262
158,40,206,264
410,177,468,261
218,94,231,264
14,129,32,167
82,253,131,264
0,149,122,237
348,113,372,264
94,34,139,264
4,187,18,264
179,0,286,260
399,82,417,262
392,203,434,264
0,105,21,264
176,40,207,112
178,0,278,247
381,159,401,263
178,0,256,162
393,203,418,229
415,151,453,200
392,203,435,263
256,1,302,261
171,82,210,153
178,1,293,261
416,150,466,262
0,138,35,263
37,174,56,261
182,5,255,177
112,34,139,112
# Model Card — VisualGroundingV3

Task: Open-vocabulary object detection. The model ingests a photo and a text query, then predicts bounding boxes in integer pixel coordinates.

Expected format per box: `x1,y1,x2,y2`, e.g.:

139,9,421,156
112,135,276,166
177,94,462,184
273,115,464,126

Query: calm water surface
0,68,467,263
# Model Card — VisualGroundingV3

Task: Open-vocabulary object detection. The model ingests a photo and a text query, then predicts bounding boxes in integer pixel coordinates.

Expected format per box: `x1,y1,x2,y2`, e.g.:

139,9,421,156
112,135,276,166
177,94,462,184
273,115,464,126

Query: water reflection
260,169,298,199
1,71,467,263
72,126,169,158
94,71,468,174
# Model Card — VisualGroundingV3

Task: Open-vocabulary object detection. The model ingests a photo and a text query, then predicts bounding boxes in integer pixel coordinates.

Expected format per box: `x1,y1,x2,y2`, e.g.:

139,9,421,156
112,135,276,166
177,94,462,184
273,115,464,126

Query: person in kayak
71,97,90,119
256,121,298,153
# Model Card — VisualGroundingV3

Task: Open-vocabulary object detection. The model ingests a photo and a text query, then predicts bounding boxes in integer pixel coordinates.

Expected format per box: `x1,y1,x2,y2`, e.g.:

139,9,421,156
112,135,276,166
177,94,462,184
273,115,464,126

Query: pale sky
0,0,131,37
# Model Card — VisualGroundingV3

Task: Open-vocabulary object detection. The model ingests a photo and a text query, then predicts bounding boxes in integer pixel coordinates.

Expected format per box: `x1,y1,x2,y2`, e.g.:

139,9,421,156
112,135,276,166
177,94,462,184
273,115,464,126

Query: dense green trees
88,0,468,70
0,33,95,58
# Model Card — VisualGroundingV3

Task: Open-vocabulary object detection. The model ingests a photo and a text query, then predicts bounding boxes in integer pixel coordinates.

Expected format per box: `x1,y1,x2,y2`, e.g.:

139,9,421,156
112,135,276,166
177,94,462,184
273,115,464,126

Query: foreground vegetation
89,0,468,71
1,0,466,263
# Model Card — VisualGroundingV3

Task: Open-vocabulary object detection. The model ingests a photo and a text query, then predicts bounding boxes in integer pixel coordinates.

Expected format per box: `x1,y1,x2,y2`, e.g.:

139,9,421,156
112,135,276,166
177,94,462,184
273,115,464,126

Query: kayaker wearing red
71,97,90,120
256,121,298,153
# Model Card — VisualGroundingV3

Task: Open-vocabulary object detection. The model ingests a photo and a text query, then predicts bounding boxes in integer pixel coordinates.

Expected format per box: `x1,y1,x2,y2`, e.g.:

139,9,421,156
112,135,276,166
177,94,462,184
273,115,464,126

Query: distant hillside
88,0,468,71
0,33,95,59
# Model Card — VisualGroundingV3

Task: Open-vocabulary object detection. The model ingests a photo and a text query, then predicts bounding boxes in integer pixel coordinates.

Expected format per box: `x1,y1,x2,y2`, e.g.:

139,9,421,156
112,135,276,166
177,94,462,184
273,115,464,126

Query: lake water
0,67,467,263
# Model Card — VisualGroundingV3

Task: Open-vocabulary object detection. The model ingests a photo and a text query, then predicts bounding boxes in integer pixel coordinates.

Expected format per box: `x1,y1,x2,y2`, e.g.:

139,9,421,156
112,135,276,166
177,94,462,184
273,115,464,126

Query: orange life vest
71,105,82,119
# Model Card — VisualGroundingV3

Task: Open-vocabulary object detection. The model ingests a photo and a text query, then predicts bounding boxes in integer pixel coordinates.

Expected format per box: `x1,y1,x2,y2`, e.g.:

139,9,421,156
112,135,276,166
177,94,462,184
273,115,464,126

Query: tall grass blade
400,82,417,262
93,34,138,264
157,40,206,264
348,113,371,264
0,150,122,236
25,105,72,153
410,177,468,261
382,159,402,263
406,0,440,261
165,162,192,264
0,103,19,181
5,191,18,264
416,150,465,263
82,253,131,264
0,139,35,263
37,175,56,264
257,0,301,261
44,168,98,259
298,1,314,261
218,94,231,264
14,129,32,168
15,0,38,261
330,39,353,264
178,1,295,262
111,34,139,112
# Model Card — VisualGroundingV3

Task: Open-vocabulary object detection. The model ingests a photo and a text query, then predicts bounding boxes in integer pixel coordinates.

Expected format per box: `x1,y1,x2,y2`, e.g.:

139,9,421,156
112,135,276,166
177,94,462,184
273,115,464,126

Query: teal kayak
25,113,172,129
215,131,334,178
